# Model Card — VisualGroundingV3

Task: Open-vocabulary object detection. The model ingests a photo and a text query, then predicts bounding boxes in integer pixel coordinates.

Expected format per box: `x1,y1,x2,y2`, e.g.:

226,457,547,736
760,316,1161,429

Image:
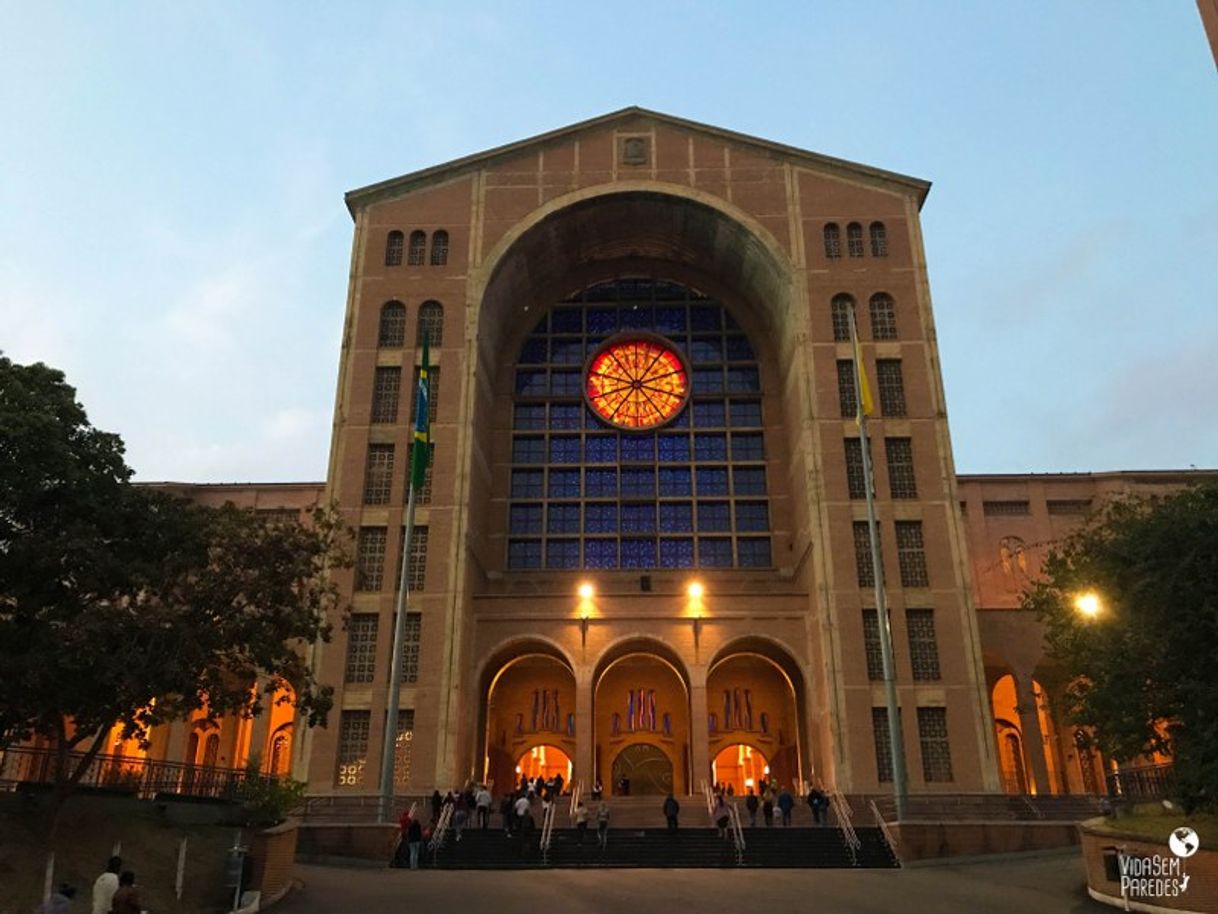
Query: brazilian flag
410,335,431,492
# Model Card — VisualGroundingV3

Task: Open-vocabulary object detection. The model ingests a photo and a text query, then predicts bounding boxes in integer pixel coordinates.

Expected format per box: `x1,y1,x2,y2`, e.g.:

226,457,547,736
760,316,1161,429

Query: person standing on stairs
575,799,589,845
762,788,775,827
713,794,731,839
663,793,680,831
745,788,759,827
596,800,611,849
777,786,795,826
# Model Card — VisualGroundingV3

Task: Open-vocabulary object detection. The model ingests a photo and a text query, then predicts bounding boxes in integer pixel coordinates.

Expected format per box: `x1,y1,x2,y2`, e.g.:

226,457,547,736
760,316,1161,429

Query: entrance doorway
712,743,767,796
611,743,673,795
516,745,572,785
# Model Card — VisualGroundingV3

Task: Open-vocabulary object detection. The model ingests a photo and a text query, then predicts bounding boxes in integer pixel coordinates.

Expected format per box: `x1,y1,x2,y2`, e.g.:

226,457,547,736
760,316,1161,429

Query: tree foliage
0,356,349,796
1021,483,1218,812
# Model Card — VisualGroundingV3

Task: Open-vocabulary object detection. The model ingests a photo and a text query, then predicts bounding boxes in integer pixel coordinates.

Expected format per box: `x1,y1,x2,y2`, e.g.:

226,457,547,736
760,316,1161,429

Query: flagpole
849,304,909,821
379,481,418,823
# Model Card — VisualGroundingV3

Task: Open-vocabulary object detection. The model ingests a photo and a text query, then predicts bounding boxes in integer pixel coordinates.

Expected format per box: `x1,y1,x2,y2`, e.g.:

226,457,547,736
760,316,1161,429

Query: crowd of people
38,855,147,914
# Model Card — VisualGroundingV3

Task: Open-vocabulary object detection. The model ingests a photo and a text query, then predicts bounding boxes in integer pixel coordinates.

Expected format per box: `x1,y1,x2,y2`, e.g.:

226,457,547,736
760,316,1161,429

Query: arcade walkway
280,853,1109,914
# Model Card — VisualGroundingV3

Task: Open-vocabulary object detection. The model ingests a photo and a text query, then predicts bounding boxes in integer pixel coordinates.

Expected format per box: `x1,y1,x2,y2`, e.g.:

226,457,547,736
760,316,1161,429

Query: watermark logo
1169,827,1199,859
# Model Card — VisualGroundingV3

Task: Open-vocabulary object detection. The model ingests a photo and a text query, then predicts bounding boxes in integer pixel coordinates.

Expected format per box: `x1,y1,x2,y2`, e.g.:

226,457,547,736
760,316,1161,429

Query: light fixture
578,582,595,600
1074,591,1102,619
687,581,704,600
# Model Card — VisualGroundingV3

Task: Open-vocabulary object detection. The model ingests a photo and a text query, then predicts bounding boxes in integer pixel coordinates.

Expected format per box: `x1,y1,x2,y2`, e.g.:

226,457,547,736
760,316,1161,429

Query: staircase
429,825,898,869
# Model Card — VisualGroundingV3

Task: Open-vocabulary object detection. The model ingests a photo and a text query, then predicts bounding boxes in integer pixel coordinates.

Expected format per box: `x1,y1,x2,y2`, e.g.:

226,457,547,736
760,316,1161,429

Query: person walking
712,794,731,839
500,793,515,836
430,789,443,823
744,788,759,827
407,816,423,870
453,791,468,841
662,793,680,831
519,808,536,859
762,789,774,827
807,785,827,826
91,855,121,914
39,884,76,914
109,871,143,914
513,791,531,838
574,800,589,845
476,784,492,829
777,786,794,826
596,800,610,849
392,808,412,867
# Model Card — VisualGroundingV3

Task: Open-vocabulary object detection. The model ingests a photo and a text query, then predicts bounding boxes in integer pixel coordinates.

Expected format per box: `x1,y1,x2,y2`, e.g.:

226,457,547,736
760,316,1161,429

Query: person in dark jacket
762,789,775,827
430,789,443,822
38,883,75,914
662,793,680,830
807,786,828,825
744,788,759,827
407,817,424,869
110,872,142,914
777,787,795,826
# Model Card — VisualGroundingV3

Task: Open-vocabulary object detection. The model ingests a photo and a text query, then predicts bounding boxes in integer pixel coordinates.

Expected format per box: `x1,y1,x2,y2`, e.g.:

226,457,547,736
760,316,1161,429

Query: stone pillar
247,710,275,772
689,673,710,796
158,718,190,763
1015,675,1051,795
575,670,594,788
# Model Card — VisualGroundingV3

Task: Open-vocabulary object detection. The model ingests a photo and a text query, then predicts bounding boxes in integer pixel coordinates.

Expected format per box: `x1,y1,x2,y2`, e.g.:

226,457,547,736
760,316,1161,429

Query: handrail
728,800,746,864
701,779,714,818
869,798,899,861
540,798,557,864
428,802,454,861
568,780,582,820
830,791,860,866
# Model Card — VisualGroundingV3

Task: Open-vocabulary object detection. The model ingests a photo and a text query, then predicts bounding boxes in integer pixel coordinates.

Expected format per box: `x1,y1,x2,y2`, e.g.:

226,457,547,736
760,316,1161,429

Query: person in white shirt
475,785,493,829
91,856,122,914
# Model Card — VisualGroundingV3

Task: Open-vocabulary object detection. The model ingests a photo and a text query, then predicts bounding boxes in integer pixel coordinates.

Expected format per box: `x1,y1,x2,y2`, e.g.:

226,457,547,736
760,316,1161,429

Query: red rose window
585,336,690,430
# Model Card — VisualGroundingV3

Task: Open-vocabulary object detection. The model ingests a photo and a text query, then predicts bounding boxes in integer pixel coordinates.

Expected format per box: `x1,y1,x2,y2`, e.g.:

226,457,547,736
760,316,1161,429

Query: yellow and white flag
851,313,874,424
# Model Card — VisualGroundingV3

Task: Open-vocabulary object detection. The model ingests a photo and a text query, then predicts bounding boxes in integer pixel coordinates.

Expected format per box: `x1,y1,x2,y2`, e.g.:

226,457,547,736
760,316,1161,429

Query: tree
0,356,349,809
1021,483,1218,813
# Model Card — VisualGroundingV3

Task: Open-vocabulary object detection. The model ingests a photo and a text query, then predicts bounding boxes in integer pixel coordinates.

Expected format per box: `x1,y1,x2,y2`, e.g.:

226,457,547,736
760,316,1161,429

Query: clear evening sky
2,3,1215,481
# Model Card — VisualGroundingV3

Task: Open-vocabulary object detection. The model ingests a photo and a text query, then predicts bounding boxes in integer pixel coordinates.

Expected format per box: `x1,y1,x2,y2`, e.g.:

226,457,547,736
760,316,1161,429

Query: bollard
176,837,188,900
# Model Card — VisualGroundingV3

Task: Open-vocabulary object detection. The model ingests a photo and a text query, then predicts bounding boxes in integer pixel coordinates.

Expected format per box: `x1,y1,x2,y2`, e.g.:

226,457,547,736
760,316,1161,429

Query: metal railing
0,746,279,801
1106,764,1172,802
701,779,714,818
830,792,860,866
540,797,558,864
869,799,900,863
568,780,582,820
428,802,454,863
728,800,747,865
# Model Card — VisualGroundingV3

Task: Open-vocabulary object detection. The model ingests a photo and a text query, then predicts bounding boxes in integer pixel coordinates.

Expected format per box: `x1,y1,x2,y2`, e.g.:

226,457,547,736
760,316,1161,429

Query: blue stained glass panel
515,370,547,396
620,468,655,497
699,538,733,567
584,539,618,569
508,539,542,569
584,503,617,533
546,539,580,569
585,436,617,463
694,434,728,461
511,470,543,498
621,538,657,568
658,467,692,496
725,336,754,360
660,538,695,568
658,434,691,462
551,309,582,332
730,401,763,427
737,537,772,567
586,308,617,334
731,433,765,461
548,504,581,533
550,338,584,364
689,338,723,363
620,434,655,462
689,306,721,331
550,404,582,429
513,404,545,429
549,436,581,463
659,502,693,532
653,281,685,300
512,437,545,463
518,338,547,363
585,468,617,497
586,282,617,302
548,470,580,498
620,305,654,328
696,467,729,496
697,501,731,531
551,371,581,395
733,467,767,495
726,367,761,393
693,402,726,427
509,504,543,534
668,408,691,428
735,501,770,531
621,503,656,533
693,368,724,394
655,306,687,334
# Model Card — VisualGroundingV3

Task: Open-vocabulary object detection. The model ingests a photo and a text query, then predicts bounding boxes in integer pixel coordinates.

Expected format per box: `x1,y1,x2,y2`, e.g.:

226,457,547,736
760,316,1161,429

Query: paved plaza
278,852,1110,914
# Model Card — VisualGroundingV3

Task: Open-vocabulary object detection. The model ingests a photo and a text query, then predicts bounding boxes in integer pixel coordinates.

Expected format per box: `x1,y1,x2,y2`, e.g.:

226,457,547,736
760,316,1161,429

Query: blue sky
2,3,1215,481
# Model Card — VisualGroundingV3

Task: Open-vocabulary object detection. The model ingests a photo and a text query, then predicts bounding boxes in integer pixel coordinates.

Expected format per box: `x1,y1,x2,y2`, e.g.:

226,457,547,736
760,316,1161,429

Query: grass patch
1092,802,1218,849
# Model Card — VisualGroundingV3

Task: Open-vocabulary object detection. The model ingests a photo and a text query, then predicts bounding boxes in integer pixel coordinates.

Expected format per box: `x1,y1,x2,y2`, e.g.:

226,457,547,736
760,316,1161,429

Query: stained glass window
506,279,772,570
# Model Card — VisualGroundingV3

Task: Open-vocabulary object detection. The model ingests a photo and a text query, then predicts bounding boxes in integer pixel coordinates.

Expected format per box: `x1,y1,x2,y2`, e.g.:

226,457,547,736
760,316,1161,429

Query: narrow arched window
407,231,426,266
831,294,854,342
823,223,841,259
847,222,864,258
430,230,449,266
417,300,443,348
385,230,404,266
378,301,407,347
869,293,897,340
870,222,888,257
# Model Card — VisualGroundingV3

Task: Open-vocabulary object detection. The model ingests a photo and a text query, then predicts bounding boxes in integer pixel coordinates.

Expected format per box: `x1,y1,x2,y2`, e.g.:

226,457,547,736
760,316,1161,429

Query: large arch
478,639,578,792
593,636,692,795
707,636,808,791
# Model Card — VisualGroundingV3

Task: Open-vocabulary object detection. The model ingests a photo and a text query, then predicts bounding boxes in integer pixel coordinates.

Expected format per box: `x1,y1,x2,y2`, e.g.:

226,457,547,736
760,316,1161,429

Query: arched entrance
707,642,805,791
516,744,572,784
481,645,577,792
612,743,673,795
995,721,1027,794
594,641,691,795
712,743,767,796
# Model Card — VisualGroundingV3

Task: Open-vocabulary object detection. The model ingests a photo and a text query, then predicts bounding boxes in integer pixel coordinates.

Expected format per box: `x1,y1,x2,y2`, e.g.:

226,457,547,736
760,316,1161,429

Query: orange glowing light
585,336,689,430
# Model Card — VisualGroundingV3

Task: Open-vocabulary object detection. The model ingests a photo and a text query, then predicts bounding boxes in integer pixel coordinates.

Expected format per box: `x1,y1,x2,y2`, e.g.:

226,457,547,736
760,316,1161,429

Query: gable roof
344,106,931,216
